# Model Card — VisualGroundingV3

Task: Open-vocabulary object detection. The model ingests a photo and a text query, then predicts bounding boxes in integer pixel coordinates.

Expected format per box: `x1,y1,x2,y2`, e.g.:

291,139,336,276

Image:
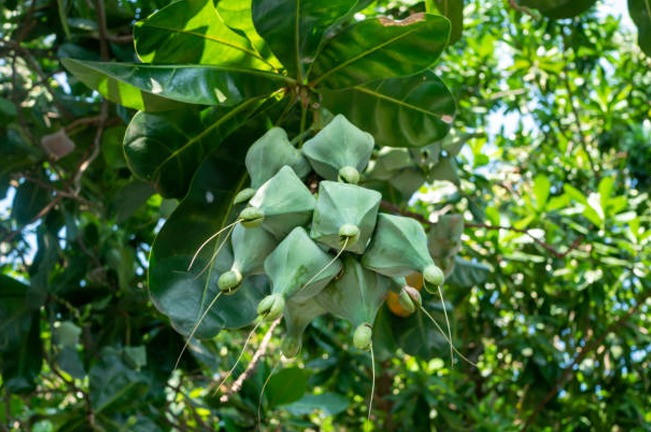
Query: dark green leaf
519,0,598,18
629,0,651,56
148,122,272,339
320,70,455,147
427,0,464,43
309,13,450,89
61,58,290,111
11,182,51,225
134,0,275,70
252,0,357,79
0,276,31,350
109,180,155,222
265,367,308,408
123,101,263,199
1,313,42,394
88,348,149,413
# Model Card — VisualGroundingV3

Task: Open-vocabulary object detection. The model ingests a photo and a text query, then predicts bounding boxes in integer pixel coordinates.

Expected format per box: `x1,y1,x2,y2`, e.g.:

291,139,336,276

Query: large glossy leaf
629,0,651,56
252,0,357,79
427,0,463,43
148,122,272,339
264,367,308,408
1,313,42,394
309,13,450,89
320,70,456,147
519,0,597,18
216,0,283,69
0,275,33,350
11,182,51,225
61,58,290,111
123,100,264,198
134,0,275,70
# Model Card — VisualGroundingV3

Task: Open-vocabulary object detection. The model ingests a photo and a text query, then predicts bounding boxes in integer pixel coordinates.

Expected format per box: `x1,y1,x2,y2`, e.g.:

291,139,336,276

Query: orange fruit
387,272,423,317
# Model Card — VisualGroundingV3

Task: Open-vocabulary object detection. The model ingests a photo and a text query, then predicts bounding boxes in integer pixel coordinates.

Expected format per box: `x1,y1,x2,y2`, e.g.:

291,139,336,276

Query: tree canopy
1,1,650,431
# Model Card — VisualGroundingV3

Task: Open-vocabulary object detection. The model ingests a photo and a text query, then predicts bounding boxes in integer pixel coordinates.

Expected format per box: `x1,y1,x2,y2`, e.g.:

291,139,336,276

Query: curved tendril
299,237,349,292
213,319,262,396
187,219,242,272
258,357,281,429
417,303,477,368
174,291,223,371
193,222,238,281
366,342,376,432
424,280,454,368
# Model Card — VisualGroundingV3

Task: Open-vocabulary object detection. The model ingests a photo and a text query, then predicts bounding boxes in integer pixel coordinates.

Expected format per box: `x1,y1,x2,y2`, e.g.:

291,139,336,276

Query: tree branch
379,200,583,259
520,289,651,431
220,318,281,402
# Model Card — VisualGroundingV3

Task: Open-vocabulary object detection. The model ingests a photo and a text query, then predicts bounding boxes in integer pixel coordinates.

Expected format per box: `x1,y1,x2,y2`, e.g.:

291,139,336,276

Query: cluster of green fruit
210,115,447,357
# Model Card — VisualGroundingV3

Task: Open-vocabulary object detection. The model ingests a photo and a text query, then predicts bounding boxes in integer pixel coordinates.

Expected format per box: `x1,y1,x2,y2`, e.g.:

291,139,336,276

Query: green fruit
264,227,343,302
338,166,360,184
353,324,373,350
302,114,374,181
281,297,326,358
246,166,315,238
245,127,311,188
362,213,442,285
257,293,285,321
239,206,264,228
310,181,381,254
229,224,277,276
218,269,243,293
397,289,416,314
315,256,390,331
233,187,256,205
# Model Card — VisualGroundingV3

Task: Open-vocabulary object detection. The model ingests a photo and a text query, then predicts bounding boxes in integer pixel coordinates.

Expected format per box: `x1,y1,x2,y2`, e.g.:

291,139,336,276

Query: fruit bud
338,223,360,247
218,269,243,293
239,207,264,228
423,264,445,289
257,293,285,321
338,166,360,184
233,188,256,205
353,323,373,350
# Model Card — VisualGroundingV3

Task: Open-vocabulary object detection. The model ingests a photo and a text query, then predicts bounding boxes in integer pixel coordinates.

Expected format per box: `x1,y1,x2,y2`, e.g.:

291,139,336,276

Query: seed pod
233,188,256,205
281,297,327,358
315,256,390,347
353,324,373,350
246,127,311,188
240,166,316,239
264,227,343,302
257,293,285,321
362,213,445,290
386,275,422,317
218,224,277,293
302,114,374,184
310,181,381,254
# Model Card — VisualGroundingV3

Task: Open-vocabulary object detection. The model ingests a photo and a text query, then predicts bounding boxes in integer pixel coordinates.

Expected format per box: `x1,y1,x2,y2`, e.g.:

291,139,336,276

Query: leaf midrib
352,85,448,119
310,19,426,87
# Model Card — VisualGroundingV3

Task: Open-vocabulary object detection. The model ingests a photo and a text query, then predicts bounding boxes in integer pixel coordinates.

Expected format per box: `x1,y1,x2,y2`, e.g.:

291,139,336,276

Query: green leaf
284,392,350,417
252,0,357,79
320,70,455,147
427,0,464,43
88,348,149,413
264,367,308,408
629,0,651,56
148,122,272,339
533,174,550,210
518,0,597,18
134,0,275,70
109,180,156,222
11,182,51,225
0,276,31,350
217,0,283,69
309,13,450,89
429,156,459,185
446,258,490,288
123,101,263,199
1,313,42,394
61,58,289,111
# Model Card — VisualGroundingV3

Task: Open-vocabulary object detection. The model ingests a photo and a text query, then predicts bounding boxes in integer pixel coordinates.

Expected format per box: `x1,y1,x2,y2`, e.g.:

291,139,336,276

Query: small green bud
233,188,256,205
423,264,445,289
338,223,360,247
397,289,416,314
353,323,373,350
281,336,301,358
257,293,285,321
403,285,422,307
338,166,360,184
218,269,242,294
239,207,264,228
